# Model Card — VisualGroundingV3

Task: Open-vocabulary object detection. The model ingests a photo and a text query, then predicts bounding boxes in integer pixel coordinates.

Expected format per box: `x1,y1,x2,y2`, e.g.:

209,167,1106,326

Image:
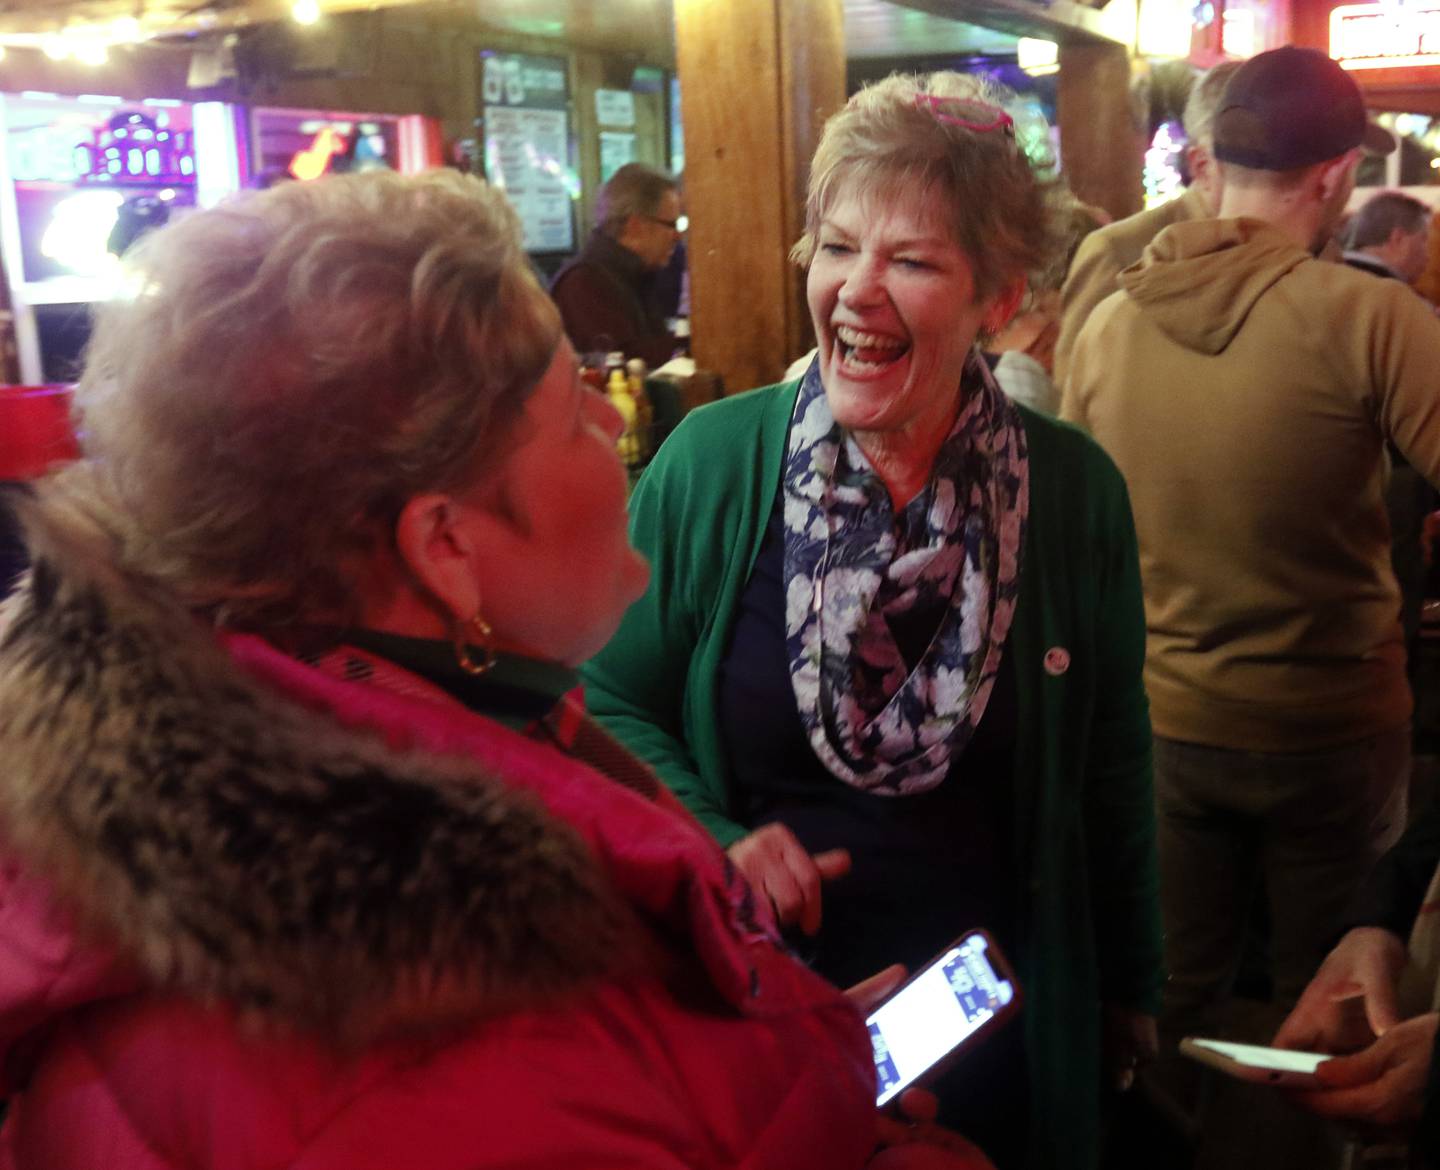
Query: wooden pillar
674,0,845,395
1057,42,1144,221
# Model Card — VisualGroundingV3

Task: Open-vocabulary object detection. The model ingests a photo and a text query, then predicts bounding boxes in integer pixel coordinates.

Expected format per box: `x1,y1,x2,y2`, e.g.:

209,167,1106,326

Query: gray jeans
1147,728,1411,1170
1156,725,1410,1044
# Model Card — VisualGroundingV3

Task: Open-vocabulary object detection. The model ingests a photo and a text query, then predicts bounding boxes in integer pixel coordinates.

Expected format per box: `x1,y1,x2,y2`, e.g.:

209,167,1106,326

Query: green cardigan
582,380,1162,1170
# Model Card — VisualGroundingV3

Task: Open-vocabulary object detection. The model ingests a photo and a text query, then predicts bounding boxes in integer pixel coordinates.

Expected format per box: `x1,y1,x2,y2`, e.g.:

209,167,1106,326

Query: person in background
583,71,1162,1170
1343,190,1434,286
1343,192,1440,668
0,170,985,1170
1053,59,1242,384
549,161,682,366
1063,46,1432,1167
986,198,1108,415
1276,798,1440,1163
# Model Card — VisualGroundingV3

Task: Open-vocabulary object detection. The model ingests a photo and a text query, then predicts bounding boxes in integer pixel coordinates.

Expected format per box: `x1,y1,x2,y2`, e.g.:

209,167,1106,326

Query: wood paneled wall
1057,41,1144,221
675,0,845,396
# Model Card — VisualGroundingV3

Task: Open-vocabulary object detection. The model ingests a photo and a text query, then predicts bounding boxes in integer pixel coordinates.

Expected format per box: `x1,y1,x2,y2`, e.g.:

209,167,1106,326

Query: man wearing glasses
550,162,684,367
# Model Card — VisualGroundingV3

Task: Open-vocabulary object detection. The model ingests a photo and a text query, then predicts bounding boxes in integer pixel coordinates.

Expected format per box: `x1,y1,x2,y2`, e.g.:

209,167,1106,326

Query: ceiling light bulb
292,0,321,25
43,36,71,61
73,41,109,66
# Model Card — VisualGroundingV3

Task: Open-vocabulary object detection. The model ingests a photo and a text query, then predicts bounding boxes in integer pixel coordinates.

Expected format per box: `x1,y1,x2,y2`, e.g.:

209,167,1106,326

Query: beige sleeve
1374,286,1440,487
1054,230,1124,388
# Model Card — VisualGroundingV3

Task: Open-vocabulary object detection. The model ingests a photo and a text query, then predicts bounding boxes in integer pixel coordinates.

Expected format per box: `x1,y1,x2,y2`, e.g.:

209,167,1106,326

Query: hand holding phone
867,930,1020,1107
1179,1037,1331,1086
1274,926,1405,1054
1284,1012,1439,1127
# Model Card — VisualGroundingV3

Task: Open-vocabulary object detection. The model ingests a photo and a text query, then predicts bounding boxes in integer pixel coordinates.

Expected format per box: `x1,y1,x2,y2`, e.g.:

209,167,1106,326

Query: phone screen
1185,1039,1329,1075
867,932,1016,1106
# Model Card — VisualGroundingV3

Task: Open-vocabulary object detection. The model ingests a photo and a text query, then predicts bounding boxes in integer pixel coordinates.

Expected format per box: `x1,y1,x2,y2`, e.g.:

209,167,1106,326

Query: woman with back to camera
0,170,987,1170
583,72,1163,1170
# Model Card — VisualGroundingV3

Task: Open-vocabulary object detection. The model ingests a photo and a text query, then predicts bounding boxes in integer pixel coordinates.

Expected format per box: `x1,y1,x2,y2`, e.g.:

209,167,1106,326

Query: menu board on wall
479,51,574,253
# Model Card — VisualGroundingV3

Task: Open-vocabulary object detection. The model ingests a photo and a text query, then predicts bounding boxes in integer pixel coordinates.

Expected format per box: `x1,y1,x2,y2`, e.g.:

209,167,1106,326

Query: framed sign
1332,1,1440,71
595,89,636,128
479,51,574,253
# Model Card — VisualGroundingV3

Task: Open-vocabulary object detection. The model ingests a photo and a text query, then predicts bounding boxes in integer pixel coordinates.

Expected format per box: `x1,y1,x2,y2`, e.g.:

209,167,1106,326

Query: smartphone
867,929,1021,1107
1179,1037,1331,1087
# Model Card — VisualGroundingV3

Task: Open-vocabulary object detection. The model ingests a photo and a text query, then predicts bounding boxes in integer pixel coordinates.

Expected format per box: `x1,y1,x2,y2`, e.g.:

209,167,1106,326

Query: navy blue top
717,498,1027,1163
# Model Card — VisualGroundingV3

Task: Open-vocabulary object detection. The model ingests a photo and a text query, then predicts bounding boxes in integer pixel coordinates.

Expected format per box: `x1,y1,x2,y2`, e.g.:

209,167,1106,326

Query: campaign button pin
1043,646,1070,676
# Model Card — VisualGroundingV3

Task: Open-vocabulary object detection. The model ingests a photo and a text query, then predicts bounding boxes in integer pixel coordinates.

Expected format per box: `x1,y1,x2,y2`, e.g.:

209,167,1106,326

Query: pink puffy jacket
0,499,876,1169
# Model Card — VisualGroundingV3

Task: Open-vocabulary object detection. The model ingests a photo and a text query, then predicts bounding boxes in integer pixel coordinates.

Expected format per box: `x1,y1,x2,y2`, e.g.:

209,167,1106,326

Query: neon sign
1332,1,1440,70
288,126,347,181
9,109,196,184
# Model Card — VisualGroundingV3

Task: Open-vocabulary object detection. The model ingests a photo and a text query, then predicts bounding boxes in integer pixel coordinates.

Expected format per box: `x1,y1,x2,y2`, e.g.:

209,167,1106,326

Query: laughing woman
583,72,1163,1170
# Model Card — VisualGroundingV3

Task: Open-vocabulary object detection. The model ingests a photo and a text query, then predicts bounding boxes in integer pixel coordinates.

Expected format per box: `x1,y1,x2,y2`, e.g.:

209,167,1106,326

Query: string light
110,16,143,43
72,39,109,66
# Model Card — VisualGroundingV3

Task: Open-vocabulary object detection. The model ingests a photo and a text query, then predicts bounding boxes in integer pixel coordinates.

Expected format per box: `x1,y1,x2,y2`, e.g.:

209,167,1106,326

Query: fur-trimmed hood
0,487,647,1046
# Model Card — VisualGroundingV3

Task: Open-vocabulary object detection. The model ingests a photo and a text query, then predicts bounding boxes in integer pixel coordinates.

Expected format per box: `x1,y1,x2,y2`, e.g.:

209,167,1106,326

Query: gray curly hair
61,169,560,628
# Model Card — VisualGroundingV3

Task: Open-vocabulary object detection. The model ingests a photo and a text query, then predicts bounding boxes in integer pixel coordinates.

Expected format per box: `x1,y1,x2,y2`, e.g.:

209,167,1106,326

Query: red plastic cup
0,384,79,480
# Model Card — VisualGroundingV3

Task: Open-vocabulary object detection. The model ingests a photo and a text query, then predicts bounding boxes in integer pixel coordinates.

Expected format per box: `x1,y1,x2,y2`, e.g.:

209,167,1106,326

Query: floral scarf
783,353,1028,795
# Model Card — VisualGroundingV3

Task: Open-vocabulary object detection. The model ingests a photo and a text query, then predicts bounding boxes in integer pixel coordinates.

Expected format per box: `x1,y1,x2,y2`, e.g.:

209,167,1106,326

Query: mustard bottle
607,366,638,466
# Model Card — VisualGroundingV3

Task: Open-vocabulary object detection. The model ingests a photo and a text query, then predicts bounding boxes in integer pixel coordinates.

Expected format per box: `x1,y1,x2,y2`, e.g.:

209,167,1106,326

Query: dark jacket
549,232,675,367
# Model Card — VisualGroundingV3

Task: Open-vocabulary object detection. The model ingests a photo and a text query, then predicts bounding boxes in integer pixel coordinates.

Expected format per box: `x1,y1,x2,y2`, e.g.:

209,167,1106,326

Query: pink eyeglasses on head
912,93,1015,135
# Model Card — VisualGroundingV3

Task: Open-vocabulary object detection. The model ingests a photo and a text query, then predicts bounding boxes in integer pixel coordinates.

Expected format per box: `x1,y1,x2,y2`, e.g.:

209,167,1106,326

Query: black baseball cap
1212,47,1395,170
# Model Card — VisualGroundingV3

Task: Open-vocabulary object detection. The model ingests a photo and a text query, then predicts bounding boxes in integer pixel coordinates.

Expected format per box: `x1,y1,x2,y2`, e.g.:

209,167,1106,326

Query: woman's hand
1274,927,1407,1054
1102,1003,1158,1092
726,823,850,935
1288,1012,1440,1129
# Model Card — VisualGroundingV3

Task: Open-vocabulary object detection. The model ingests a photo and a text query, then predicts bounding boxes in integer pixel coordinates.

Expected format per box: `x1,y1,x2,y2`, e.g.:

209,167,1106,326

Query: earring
453,610,498,676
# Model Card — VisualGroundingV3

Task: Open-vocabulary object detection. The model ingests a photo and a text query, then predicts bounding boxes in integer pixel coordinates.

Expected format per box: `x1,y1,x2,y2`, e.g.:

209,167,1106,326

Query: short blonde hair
1182,60,1245,152
65,169,560,627
792,71,1055,299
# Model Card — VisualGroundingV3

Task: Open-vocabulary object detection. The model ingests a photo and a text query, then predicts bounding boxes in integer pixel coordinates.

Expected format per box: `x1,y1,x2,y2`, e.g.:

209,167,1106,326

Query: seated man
550,163,682,367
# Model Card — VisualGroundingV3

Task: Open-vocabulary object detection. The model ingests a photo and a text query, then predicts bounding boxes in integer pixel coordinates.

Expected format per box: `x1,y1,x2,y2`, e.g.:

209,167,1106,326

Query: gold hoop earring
454,611,498,676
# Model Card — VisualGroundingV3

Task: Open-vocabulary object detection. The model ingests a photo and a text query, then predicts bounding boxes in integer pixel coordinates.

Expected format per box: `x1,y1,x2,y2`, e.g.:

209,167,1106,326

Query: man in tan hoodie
1063,46,1438,1123
1052,60,1241,385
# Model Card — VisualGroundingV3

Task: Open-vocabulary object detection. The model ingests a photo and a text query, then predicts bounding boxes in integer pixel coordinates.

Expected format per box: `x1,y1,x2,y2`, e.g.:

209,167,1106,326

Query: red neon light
288,126,347,181
1332,2,1440,70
